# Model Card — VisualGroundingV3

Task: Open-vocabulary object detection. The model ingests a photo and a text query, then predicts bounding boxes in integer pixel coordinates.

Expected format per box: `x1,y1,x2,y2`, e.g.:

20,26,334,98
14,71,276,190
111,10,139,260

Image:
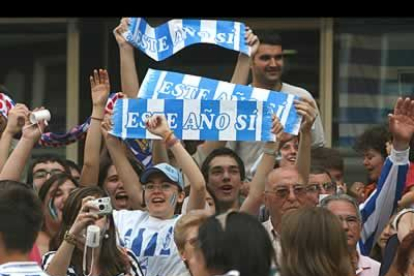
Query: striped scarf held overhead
123,18,250,61
0,92,152,168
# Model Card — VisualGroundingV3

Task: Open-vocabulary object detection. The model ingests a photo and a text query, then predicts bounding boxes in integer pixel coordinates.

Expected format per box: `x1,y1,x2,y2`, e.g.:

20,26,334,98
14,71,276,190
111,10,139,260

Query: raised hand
146,114,171,139
22,107,47,142
100,94,127,141
113,17,133,49
4,103,29,135
294,97,318,133
271,115,287,141
389,97,414,150
245,26,260,56
101,112,115,140
68,196,99,239
90,69,110,108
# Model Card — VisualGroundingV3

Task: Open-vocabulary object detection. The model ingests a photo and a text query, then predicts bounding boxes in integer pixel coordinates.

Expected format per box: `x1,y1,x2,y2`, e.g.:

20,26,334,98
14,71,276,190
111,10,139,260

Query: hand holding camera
89,197,113,216
68,196,112,239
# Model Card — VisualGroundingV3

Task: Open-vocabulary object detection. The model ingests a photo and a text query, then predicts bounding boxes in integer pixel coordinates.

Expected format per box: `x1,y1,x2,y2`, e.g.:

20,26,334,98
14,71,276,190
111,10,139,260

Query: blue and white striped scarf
123,18,250,61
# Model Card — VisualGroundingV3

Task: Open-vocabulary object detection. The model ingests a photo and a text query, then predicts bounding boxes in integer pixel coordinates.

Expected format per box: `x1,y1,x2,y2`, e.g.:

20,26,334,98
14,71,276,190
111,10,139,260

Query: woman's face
144,174,184,219
103,165,130,210
54,180,78,220
43,180,77,233
279,137,298,168
362,149,384,183
377,220,396,249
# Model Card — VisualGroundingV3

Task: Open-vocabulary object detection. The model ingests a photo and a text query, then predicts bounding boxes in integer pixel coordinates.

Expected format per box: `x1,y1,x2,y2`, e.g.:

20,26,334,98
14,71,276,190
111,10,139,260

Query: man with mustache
262,166,307,269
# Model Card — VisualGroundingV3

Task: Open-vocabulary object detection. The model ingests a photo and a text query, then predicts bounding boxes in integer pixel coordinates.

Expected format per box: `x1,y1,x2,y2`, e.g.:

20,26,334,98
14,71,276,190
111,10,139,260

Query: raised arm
101,115,144,209
0,107,47,181
359,97,414,255
240,115,283,215
151,140,170,164
294,97,318,184
230,26,259,85
114,17,140,98
0,103,29,173
197,27,260,160
146,114,206,211
79,69,111,186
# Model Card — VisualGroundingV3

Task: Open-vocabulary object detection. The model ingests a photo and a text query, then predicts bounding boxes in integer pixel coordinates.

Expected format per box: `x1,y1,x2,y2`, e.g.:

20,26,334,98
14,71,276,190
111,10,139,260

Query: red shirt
364,182,376,201
405,162,414,191
29,243,42,265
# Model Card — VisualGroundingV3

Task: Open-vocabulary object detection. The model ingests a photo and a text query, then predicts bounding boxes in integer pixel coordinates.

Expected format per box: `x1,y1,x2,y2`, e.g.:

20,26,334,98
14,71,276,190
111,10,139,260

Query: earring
104,233,109,239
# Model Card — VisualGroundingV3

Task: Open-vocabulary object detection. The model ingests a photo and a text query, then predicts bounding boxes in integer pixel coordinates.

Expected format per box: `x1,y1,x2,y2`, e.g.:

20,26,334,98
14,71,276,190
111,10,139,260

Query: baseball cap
140,163,184,190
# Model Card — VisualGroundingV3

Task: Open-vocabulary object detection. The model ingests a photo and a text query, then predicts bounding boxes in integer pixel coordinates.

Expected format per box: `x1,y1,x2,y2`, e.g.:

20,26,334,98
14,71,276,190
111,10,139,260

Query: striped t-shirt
41,248,143,276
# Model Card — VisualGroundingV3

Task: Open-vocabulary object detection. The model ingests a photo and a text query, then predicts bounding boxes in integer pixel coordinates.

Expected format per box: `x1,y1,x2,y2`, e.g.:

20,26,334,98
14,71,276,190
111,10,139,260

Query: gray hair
320,194,361,222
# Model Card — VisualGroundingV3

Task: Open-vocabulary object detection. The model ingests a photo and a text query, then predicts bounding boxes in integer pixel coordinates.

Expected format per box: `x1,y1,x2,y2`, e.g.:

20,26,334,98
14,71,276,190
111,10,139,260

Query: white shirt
262,219,281,275
114,210,187,276
0,261,49,276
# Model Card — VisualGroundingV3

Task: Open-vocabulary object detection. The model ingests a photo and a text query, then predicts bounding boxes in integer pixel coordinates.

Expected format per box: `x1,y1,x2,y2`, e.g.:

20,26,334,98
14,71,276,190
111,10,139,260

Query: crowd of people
0,18,414,276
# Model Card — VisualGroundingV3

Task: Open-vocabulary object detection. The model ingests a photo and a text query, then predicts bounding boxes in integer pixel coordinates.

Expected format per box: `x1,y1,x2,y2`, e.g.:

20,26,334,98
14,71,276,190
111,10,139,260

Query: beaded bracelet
64,231,77,246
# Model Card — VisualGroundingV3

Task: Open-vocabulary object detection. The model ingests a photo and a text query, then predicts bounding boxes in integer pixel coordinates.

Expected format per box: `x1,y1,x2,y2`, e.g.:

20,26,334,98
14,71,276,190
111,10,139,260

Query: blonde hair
280,207,353,276
174,211,209,251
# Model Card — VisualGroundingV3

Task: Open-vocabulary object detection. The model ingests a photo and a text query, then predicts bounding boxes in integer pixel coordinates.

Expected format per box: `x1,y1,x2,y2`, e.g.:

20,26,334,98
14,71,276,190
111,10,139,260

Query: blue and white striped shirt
359,147,410,255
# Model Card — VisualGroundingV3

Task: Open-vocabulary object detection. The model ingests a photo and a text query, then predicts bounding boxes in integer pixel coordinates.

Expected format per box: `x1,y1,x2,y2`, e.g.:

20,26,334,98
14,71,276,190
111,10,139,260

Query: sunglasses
265,184,306,198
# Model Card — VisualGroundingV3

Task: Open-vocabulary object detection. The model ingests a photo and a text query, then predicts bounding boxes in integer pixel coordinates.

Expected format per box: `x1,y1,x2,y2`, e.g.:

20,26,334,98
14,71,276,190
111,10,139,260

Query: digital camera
90,197,112,216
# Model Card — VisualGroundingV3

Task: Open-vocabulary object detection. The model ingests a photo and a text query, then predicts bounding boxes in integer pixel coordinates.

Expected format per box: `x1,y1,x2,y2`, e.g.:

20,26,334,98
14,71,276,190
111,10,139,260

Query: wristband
64,231,77,246
164,131,174,143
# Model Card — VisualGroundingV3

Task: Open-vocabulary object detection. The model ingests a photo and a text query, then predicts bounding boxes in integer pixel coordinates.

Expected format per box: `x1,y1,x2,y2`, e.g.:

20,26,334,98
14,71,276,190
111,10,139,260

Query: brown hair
396,231,414,274
52,186,130,276
174,211,209,252
311,147,344,173
280,207,353,276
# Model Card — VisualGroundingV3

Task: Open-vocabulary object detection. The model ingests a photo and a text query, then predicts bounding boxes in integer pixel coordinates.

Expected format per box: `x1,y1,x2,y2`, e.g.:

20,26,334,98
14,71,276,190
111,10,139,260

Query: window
0,20,68,158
